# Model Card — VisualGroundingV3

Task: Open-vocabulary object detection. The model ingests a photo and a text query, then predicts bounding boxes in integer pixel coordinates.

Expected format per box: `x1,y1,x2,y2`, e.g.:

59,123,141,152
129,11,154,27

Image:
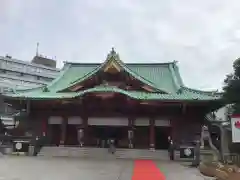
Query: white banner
155,119,171,127
48,116,63,124
88,117,128,126
68,116,82,125
134,118,150,126
231,115,240,143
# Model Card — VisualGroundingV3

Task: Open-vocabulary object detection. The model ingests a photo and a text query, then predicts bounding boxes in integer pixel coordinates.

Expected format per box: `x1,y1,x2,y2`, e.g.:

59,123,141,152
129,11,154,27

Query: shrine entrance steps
37,146,169,160
116,148,169,160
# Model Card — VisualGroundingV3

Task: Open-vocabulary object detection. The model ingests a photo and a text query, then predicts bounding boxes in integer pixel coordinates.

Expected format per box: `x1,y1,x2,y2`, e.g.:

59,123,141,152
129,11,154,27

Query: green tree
223,57,240,113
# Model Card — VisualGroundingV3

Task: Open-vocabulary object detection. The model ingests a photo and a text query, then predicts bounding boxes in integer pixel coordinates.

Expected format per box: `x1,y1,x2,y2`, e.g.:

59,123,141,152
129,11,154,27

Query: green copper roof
59,49,173,93
3,49,222,101
47,62,178,93
46,56,182,93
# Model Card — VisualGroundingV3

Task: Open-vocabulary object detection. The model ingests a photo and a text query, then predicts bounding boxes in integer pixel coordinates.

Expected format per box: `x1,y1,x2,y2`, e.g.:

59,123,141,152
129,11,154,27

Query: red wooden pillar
128,116,135,128
171,117,183,144
149,118,155,150
82,116,88,127
42,118,47,136
128,116,135,148
82,115,88,145
170,118,176,142
60,116,67,146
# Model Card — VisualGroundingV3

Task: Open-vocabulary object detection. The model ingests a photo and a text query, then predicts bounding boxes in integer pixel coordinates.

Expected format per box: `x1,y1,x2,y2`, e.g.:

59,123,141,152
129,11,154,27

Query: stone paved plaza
0,156,209,180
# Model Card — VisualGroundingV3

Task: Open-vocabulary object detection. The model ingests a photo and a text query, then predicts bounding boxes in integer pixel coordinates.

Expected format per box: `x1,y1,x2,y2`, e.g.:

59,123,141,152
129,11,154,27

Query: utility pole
36,42,39,56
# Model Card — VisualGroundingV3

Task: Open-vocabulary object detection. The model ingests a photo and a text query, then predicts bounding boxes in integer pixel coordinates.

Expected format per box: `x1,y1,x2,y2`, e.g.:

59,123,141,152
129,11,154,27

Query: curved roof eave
3,85,221,101
180,86,222,97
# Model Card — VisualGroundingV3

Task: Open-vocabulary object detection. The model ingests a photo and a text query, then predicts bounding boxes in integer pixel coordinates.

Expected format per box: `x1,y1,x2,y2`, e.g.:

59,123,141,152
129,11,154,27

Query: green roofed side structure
3,48,224,150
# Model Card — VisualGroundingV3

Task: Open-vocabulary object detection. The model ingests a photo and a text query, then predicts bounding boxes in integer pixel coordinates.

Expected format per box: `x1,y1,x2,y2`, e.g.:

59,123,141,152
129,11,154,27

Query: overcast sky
1,0,240,91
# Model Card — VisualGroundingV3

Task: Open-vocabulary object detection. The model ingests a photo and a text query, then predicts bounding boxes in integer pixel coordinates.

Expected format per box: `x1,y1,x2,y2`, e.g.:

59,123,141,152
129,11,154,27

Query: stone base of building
37,146,170,160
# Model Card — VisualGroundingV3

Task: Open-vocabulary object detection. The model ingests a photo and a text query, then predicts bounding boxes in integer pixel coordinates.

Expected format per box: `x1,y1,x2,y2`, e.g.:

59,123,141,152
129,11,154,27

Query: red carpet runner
132,160,165,180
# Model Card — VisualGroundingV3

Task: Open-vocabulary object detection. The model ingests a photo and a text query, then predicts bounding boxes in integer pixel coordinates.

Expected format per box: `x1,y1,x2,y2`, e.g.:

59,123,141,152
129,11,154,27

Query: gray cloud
1,0,240,91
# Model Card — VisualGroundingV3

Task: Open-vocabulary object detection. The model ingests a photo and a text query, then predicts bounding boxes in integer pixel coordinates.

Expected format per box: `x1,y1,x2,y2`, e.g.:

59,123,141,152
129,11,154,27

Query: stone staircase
38,147,113,159
37,146,169,160
115,148,169,160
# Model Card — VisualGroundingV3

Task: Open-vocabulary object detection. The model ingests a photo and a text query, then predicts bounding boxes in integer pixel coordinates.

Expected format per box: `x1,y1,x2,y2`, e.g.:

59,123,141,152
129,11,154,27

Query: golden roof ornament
111,47,116,54
106,47,121,62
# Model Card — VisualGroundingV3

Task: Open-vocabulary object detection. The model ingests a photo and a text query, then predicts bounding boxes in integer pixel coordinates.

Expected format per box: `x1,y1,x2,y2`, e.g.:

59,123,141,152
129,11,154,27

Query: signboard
231,115,240,143
13,140,29,153
180,146,194,159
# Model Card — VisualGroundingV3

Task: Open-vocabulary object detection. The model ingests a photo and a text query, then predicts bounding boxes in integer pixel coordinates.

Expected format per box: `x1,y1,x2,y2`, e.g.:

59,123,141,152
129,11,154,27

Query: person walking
168,136,174,160
77,128,84,147
108,139,116,154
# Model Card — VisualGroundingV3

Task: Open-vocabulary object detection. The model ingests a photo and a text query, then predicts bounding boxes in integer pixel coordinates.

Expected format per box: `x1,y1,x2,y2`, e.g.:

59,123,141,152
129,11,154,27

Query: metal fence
223,153,240,166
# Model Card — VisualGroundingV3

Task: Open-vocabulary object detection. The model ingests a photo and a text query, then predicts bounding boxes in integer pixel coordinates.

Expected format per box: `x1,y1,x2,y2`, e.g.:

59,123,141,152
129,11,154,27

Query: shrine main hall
3,49,223,150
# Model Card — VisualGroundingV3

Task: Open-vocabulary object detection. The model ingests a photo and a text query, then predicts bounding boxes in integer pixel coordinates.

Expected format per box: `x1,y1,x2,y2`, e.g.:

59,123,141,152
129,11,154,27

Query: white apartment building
0,54,60,127
0,55,60,91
